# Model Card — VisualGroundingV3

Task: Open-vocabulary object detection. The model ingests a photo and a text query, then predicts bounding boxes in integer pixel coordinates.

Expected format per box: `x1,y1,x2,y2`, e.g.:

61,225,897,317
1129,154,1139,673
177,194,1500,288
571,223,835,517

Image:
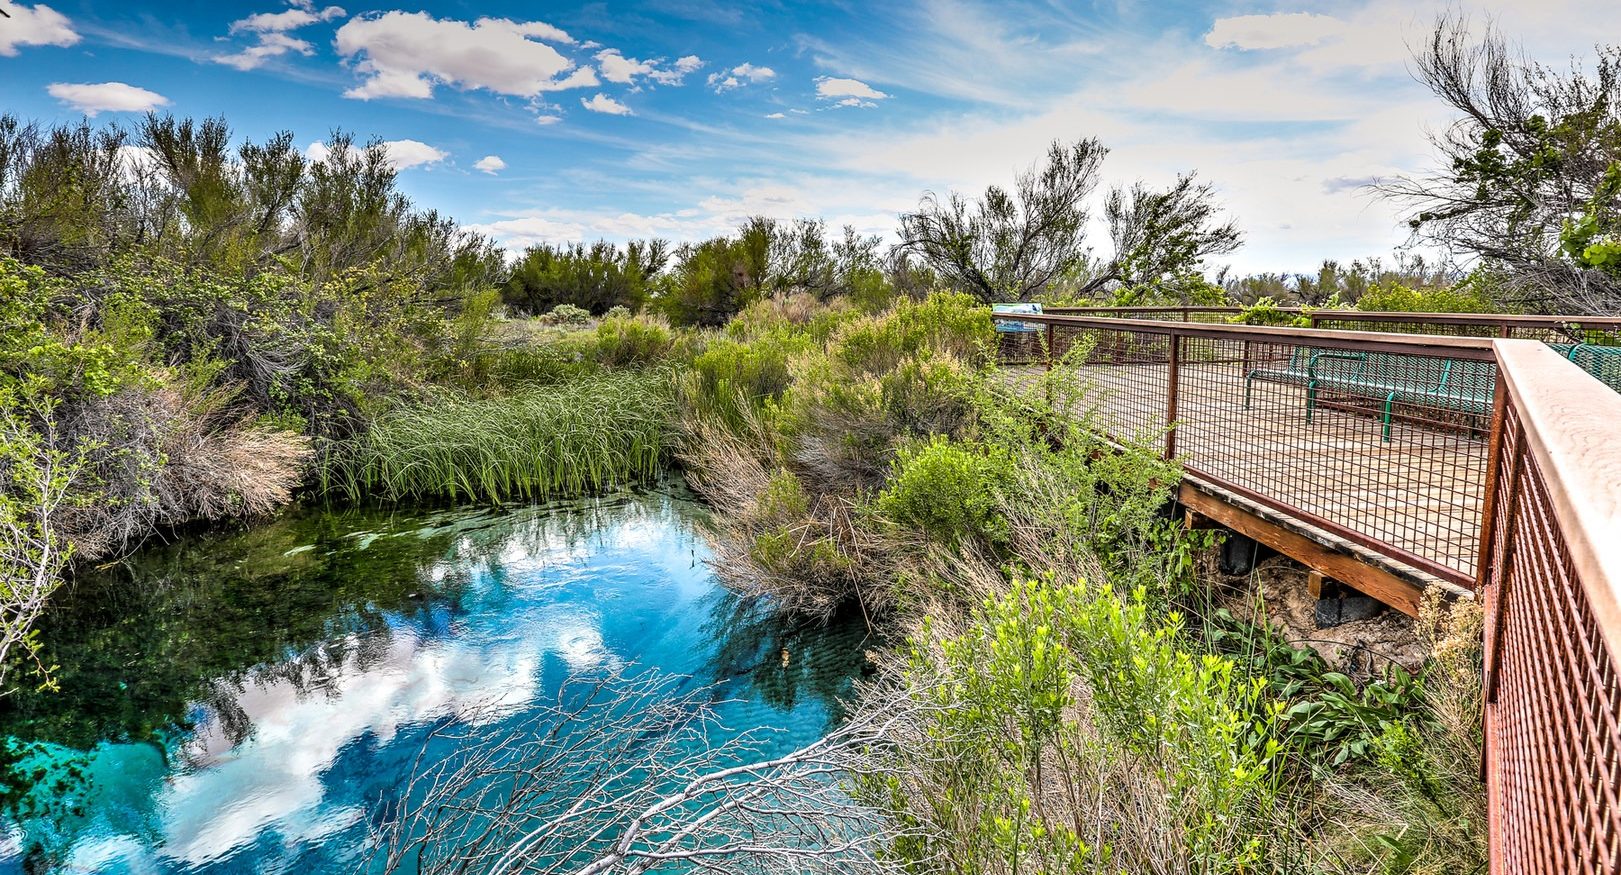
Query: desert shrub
878,436,1009,548
725,292,857,343
1229,295,1308,327
660,227,771,327
871,578,1287,873
826,291,992,376
322,371,673,503
590,313,692,369
540,303,592,326
681,326,814,436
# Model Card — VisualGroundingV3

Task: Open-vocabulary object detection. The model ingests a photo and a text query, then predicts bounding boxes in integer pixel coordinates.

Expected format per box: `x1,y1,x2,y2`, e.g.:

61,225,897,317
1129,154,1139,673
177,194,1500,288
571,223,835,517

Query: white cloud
230,4,344,34
215,32,317,70
47,81,170,116
595,50,653,84
382,139,448,169
335,12,589,100
593,49,698,86
535,114,563,125
1204,13,1348,51
304,138,448,170
707,62,775,92
0,3,79,56
765,112,786,119
215,3,344,70
581,93,632,115
815,76,889,107
473,154,507,174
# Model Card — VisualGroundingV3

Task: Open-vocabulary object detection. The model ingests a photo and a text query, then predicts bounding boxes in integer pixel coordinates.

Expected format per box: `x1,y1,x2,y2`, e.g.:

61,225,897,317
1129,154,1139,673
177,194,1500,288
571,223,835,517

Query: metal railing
1479,340,1621,874
996,313,1497,586
995,312,1621,870
1045,306,1621,343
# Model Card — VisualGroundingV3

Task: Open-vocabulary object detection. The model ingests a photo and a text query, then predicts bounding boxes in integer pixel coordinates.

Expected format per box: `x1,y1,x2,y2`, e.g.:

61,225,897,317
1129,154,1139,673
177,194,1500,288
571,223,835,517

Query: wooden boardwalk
1003,360,1490,588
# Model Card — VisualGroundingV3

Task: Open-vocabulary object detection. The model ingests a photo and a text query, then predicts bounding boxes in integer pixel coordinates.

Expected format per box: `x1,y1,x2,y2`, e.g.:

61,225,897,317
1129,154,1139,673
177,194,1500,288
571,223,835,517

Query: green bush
540,303,592,326
660,227,771,327
683,326,814,433
827,291,992,376
878,436,1008,547
1356,278,1496,313
878,579,1286,873
590,313,690,368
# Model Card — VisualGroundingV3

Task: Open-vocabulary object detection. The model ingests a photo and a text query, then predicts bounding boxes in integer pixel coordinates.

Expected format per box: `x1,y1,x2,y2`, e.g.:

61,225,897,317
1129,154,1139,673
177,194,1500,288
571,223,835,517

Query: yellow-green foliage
825,291,992,376
589,313,694,368
880,578,1285,873
1356,278,1497,313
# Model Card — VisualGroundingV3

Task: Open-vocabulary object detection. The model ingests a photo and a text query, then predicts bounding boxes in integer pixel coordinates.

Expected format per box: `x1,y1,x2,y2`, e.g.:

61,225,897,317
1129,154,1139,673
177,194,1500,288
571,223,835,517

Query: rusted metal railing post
1164,333,1180,460
1044,324,1055,371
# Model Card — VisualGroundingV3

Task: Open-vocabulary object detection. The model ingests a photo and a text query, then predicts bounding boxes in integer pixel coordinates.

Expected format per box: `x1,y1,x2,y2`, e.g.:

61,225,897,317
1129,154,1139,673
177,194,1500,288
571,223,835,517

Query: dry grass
58,383,311,559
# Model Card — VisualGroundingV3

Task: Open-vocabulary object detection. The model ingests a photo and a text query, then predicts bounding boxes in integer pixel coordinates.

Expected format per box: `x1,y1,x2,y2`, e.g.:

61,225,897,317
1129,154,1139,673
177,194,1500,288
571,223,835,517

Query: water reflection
0,489,868,874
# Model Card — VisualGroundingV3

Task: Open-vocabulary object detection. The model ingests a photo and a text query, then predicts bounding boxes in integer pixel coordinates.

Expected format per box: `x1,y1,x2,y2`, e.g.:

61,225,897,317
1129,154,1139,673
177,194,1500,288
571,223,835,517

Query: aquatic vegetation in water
321,371,675,504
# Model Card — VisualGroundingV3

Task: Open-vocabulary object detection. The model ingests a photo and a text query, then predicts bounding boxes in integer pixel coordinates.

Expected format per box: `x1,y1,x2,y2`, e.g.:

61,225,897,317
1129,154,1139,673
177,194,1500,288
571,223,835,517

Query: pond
0,489,872,874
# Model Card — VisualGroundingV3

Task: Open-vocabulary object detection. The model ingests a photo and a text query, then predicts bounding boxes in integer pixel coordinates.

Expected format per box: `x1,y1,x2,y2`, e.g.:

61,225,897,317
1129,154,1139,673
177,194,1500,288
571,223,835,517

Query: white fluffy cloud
215,2,345,70
335,12,590,100
815,76,889,107
230,3,345,34
594,49,701,86
47,82,170,116
473,155,507,174
581,93,633,115
707,62,775,92
1204,12,1348,51
0,3,79,55
305,138,447,170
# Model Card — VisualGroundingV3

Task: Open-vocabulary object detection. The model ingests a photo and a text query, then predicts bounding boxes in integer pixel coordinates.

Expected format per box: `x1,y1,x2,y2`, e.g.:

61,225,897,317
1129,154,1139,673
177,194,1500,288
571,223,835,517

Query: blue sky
1,0,1606,273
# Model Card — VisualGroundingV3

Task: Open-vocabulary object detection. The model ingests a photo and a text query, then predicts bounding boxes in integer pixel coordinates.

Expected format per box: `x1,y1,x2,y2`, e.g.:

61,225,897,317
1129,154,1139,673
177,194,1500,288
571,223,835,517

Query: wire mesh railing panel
1484,402,1621,875
1054,323,1174,445
992,314,1496,582
1311,315,1501,338
1169,336,1490,581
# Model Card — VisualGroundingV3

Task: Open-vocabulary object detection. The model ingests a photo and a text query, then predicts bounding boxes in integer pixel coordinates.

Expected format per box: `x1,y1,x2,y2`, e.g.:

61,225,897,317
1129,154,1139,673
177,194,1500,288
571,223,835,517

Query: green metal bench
1246,347,1495,442
1243,346,1361,408
1308,352,1495,441
1548,342,1621,393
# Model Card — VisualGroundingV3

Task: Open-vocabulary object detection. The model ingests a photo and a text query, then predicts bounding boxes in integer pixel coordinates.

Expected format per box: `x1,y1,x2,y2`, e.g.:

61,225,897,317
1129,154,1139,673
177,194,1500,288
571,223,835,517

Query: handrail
991,312,1499,360
1041,305,1621,333
1479,340,1621,873
1490,340,1621,661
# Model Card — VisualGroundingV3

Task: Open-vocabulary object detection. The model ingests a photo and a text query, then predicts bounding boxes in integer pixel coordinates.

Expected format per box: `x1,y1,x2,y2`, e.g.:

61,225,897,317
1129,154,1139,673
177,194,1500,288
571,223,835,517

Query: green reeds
323,371,674,503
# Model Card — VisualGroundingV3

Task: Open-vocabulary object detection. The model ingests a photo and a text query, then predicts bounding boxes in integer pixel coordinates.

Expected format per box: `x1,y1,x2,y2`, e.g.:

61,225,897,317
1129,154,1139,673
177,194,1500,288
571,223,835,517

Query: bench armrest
1307,350,1364,380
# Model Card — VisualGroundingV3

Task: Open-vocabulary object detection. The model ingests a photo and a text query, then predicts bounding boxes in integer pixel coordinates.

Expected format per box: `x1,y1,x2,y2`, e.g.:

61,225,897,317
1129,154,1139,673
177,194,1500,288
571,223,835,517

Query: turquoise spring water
0,489,871,873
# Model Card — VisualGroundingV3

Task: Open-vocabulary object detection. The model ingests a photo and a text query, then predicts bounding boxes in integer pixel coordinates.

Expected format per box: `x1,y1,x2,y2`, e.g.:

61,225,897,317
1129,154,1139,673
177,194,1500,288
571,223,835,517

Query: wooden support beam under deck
1178,478,1471,617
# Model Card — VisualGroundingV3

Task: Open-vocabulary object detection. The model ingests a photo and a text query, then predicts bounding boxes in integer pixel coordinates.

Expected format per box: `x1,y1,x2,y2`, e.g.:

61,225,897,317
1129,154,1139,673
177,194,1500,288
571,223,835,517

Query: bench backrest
1570,345,1621,392
1363,351,1452,390
1448,358,1497,397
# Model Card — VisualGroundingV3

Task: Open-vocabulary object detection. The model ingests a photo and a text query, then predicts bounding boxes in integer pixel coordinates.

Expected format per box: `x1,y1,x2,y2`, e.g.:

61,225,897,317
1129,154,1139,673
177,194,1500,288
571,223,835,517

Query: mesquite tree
899,139,1240,302
1383,18,1621,313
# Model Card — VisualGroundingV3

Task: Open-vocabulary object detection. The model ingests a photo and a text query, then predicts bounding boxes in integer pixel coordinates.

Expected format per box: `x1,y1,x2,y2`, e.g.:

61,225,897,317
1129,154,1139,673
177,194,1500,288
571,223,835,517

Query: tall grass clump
323,371,674,503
